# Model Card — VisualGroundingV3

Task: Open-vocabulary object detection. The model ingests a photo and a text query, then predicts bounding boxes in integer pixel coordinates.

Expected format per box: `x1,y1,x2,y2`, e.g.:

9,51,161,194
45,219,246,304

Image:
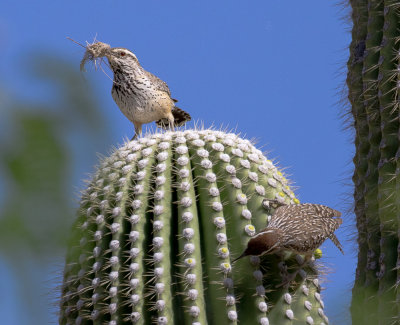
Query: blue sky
1,1,354,324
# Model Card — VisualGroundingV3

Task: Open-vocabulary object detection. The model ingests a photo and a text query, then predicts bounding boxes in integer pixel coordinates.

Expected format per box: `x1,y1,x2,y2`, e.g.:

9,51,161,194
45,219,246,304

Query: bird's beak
104,48,112,60
232,250,248,263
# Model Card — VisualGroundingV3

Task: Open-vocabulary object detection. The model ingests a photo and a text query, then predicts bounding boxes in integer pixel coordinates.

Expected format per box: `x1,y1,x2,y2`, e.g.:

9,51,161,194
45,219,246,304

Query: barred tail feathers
329,233,344,254
156,106,191,129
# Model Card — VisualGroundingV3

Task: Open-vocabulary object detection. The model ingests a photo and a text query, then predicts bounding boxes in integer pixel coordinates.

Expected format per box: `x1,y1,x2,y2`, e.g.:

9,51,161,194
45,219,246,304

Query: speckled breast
111,81,172,124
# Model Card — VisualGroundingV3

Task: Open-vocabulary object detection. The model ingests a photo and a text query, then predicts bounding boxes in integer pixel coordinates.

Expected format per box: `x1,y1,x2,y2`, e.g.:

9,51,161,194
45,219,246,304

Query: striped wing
265,203,342,253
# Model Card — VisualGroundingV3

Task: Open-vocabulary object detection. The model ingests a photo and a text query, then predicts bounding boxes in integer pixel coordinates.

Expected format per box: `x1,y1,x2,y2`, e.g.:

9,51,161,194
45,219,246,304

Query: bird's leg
262,199,287,210
131,122,142,141
167,113,175,131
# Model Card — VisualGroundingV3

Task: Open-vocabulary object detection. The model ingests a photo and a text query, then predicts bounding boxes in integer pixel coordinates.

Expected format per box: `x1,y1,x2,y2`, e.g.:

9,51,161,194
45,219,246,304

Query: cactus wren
82,42,191,140
233,202,343,262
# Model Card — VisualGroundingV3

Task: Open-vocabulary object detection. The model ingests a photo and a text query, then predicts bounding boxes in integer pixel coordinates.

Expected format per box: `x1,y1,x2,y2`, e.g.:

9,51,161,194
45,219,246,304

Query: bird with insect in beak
78,41,191,140
233,200,343,263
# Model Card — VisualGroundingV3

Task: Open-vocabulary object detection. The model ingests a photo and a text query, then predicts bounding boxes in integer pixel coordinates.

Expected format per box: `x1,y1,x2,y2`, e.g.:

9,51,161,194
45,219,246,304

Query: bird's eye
120,51,126,57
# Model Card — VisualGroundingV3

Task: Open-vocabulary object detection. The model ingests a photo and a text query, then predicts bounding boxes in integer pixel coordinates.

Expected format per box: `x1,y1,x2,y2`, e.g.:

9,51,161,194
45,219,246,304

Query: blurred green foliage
0,53,110,324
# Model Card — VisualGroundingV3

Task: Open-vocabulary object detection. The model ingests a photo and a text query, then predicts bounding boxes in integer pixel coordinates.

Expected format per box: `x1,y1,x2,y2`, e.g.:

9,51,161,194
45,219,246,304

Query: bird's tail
156,106,191,129
329,234,344,254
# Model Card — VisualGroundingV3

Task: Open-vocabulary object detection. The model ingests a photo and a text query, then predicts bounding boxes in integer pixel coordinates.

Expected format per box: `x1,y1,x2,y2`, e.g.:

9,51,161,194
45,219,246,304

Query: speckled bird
81,42,191,140
233,203,343,262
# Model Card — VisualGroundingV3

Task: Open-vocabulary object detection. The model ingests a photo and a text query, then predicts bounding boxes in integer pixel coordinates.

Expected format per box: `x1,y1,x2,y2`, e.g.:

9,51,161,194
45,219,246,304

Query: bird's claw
262,199,287,210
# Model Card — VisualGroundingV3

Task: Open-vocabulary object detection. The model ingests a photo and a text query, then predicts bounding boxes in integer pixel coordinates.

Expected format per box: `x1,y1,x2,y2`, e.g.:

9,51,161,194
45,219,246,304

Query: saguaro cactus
60,130,329,324
347,0,400,324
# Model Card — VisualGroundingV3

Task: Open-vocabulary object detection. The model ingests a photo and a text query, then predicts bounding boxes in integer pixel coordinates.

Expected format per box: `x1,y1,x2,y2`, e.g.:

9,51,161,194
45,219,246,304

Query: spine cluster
60,130,327,324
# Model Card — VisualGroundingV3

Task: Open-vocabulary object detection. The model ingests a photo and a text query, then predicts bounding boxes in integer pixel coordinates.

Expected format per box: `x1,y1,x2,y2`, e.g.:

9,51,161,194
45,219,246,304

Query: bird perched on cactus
59,129,332,325
79,40,191,140
233,201,343,262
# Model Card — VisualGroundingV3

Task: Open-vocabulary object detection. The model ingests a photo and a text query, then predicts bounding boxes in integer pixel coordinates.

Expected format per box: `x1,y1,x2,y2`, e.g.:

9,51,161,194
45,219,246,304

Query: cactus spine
60,130,328,325
347,0,400,323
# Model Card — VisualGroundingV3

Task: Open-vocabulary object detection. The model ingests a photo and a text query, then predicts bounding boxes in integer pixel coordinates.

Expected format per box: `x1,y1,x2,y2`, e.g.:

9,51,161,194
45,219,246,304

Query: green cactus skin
347,1,400,324
59,130,329,325
347,1,369,323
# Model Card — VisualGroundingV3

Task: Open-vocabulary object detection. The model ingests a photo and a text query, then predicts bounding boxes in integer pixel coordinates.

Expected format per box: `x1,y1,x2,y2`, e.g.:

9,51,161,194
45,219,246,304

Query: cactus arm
361,0,384,322
348,4,370,324
397,145,400,313
349,0,400,323
376,1,400,320
347,0,371,322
